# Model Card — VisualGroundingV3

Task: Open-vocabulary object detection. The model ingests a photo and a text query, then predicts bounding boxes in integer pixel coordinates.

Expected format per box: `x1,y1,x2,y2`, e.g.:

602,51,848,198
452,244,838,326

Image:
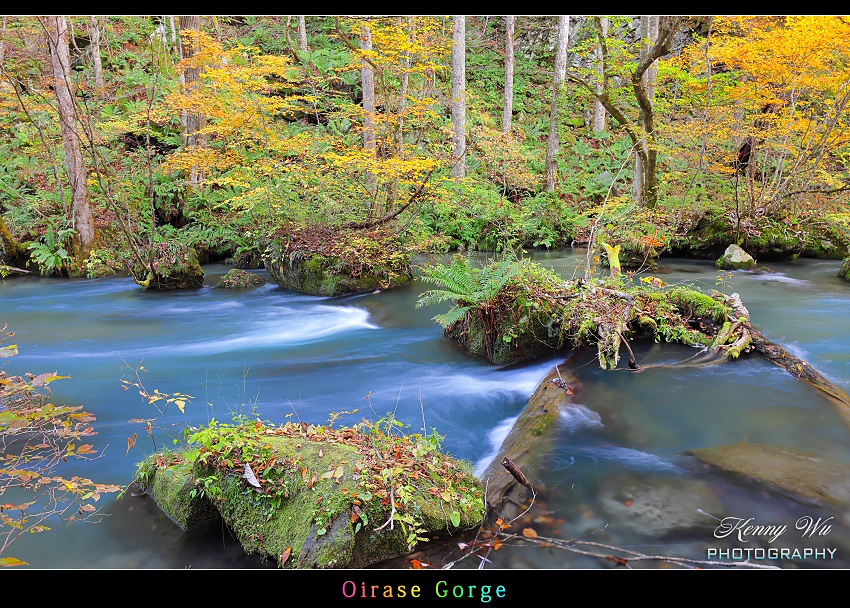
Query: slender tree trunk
502,16,515,134
297,16,308,54
360,23,377,200
89,16,104,92
451,15,466,180
168,15,177,51
0,16,7,66
632,16,659,205
593,17,608,133
398,16,413,158
44,15,95,259
179,16,205,190
544,15,569,192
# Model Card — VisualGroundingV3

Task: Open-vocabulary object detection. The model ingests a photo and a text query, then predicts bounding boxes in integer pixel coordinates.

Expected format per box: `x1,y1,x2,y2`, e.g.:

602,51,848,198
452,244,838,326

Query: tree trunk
44,15,95,259
632,16,659,206
502,16,515,134
360,23,376,197
297,16,308,54
168,16,177,51
1,16,7,66
397,16,413,158
451,16,466,180
544,15,569,192
592,17,608,133
89,16,104,92
179,16,205,190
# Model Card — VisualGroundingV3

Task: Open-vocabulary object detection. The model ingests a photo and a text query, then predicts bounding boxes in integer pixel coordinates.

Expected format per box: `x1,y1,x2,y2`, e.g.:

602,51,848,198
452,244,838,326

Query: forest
2,15,850,572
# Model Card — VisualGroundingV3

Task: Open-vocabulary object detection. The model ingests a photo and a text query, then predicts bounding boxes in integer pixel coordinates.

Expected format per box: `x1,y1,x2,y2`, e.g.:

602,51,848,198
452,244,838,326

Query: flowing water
1,251,849,569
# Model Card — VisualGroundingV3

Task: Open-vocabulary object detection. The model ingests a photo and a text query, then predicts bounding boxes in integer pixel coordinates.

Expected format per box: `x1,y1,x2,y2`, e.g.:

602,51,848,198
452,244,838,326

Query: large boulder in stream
688,443,850,510
132,242,204,290
133,421,485,568
716,244,756,270
262,225,412,297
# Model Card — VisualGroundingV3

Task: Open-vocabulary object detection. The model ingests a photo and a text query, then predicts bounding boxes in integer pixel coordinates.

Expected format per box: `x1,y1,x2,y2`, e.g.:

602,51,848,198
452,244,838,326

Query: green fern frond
416,251,525,329
433,305,474,328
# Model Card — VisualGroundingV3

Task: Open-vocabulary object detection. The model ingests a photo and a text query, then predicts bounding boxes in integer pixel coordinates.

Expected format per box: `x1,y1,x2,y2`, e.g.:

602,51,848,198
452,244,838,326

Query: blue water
2,253,849,569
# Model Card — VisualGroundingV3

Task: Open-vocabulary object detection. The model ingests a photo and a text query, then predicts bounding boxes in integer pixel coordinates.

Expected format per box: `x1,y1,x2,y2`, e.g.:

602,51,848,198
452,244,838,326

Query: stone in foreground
133,422,485,568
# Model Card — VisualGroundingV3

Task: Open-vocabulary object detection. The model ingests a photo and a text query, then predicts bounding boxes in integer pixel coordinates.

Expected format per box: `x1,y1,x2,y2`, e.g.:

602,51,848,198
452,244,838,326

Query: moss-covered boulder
134,453,221,531
133,241,204,290
216,268,266,289
263,225,412,296
716,244,756,270
133,420,485,568
840,257,850,281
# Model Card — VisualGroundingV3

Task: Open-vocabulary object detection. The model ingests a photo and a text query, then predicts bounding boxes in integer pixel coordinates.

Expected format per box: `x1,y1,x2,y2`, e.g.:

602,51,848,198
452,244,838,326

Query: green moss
136,420,485,568
133,452,220,531
668,287,728,323
840,257,850,281
263,238,412,297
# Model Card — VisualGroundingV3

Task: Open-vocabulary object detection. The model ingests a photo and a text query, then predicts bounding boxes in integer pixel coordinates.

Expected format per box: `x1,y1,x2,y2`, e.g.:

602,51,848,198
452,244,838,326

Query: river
1,250,849,569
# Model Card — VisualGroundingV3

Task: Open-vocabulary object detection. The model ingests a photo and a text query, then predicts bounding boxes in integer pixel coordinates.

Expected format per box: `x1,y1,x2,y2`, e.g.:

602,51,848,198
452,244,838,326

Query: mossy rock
216,268,266,289
132,242,204,290
716,244,756,270
133,454,221,531
262,236,412,297
840,257,850,281
134,424,485,568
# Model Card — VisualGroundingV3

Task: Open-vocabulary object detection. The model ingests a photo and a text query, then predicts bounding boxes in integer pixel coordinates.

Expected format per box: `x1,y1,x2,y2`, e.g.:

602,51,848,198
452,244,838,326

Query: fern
416,252,523,328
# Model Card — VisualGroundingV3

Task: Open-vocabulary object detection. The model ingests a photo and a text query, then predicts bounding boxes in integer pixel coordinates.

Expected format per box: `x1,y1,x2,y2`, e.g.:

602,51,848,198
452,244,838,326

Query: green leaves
416,251,524,329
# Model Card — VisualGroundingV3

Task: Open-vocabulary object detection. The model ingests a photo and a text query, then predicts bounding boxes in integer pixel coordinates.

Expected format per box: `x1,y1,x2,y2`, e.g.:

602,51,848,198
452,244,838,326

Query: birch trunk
297,16,308,53
502,16,515,134
544,15,569,192
89,16,104,92
451,15,466,180
592,17,608,133
360,23,376,195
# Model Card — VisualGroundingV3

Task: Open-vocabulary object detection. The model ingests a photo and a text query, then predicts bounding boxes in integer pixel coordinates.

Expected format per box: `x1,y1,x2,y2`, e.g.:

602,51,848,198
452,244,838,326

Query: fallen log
749,330,850,432
479,360,581,522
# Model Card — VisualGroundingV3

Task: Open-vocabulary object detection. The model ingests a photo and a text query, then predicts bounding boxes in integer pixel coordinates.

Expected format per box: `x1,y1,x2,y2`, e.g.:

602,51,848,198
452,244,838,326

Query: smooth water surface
1,252,849,569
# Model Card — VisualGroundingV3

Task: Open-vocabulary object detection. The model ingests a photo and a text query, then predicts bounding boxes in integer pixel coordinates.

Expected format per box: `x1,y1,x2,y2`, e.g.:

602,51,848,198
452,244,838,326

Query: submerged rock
688,443,850,509
216,268,266,289
597,474,723,537
716,244,756,270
